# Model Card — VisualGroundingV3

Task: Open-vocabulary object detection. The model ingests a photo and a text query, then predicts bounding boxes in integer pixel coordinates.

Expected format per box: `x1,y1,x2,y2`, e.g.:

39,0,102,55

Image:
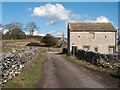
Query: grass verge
63,54,118,73
3,52,46,88
43,49,62,53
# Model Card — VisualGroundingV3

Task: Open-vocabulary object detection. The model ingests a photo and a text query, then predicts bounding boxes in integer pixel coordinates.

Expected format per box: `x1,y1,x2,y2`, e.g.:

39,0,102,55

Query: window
83,46,89,51
89,32,95,39
109,46,115,54
94,47,98,52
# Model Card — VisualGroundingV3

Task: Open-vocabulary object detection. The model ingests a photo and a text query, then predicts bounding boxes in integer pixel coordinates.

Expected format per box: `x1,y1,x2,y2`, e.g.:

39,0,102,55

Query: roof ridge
68,22,112,24
68,22,116,32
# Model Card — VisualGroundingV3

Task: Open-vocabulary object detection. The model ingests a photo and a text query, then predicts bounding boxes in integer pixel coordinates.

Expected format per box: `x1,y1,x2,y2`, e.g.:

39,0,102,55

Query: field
1,39,42,53
2,39,41,46
1,48,25,53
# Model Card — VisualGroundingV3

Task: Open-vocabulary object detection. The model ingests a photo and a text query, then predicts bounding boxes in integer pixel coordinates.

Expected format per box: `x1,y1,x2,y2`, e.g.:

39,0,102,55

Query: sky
1,0,120,2
2,2,118,37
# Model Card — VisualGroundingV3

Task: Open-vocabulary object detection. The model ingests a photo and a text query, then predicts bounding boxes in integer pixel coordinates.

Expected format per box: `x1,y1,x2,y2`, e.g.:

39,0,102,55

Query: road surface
36,52,118,88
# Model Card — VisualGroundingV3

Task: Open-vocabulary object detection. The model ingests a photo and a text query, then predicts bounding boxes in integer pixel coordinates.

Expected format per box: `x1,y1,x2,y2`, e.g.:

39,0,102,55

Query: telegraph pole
118,1,120,60
118,28,120,59
117,28,120,88
62,30,65,48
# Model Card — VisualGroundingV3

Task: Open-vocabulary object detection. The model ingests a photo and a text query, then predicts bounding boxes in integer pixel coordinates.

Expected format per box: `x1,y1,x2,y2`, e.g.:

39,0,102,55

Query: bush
4,28,26,39
41,34,58,47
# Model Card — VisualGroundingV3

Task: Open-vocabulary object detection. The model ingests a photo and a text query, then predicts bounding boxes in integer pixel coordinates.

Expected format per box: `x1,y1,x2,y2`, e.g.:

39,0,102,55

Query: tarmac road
36,52,118,88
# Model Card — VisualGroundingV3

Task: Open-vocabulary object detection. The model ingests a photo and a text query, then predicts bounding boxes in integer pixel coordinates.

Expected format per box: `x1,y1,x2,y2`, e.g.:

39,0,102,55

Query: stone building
67,22,117,55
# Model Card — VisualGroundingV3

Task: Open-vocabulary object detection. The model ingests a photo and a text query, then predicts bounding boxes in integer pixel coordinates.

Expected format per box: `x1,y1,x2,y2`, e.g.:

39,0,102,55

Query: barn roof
68,22,117,32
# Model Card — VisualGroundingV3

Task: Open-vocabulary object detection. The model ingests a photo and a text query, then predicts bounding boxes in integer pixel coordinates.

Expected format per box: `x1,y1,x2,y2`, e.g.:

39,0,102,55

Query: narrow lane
36,52,118,88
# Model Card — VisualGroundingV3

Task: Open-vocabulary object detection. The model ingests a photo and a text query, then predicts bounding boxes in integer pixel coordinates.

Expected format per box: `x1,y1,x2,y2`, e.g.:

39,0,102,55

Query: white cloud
28,8,32,11
31,3,71,25
54,32,62,36
96,16,109,22
3,29,9,34
0,27,9,34
33,31,45,36
70,14,91,21
85,16,110,23
0,27,2,32
71,14,82,20
47,31,56,34
31,3,111,26
39,33,45,36
25,32,29,35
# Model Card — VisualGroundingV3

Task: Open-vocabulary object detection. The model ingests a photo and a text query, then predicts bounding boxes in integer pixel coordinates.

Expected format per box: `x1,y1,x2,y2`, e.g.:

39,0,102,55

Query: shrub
41,34,58,47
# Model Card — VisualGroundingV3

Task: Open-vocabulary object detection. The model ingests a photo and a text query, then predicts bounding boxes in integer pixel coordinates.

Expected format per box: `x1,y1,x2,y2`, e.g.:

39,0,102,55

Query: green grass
1,48,12,53
2,39,41,46
1,48,25,53
44,49,62,53
63,54,118,73
3,52,46,88
2,39,39,43
16,50,25,53
3,81,22,88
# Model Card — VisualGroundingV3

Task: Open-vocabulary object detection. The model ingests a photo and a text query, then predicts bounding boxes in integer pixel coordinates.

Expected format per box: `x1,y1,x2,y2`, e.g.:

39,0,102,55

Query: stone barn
67,22,117,55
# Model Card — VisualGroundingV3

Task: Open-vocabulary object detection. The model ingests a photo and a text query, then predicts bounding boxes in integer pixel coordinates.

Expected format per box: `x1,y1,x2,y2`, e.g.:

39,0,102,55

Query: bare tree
0,24,3,40
24,21,39,35
0,24,2,31
4,22,23,31
3,22,24,39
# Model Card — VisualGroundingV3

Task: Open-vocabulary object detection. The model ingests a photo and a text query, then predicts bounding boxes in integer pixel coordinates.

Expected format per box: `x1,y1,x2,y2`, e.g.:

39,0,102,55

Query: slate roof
68,22,117,32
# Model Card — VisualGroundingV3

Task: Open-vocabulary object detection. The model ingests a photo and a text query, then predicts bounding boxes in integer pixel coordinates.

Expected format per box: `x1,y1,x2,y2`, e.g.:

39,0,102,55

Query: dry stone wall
0,44,61,86
76,49,120,68
1,45,41,85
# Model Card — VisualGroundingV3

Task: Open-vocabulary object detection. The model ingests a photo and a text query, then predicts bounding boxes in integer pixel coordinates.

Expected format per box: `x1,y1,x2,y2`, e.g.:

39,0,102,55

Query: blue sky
1,0,120,2
2,2,118,37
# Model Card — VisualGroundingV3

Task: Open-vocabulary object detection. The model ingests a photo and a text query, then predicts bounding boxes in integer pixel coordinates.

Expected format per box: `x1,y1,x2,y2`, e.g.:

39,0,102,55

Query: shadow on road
110,74,120,88
56,52,63,55
58,52,120,82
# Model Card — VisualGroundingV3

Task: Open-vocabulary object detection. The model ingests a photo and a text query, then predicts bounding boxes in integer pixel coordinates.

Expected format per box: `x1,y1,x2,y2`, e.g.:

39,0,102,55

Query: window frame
94,47,98,53
108,46,115,54
89,32,95,39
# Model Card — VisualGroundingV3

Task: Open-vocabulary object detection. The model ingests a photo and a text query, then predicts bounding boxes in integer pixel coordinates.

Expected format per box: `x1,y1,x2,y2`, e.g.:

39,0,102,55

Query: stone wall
3,44,62,52
69,32,116,54
76,49,120,68
2,44,35,51
1,44,62,85
1,45,41,85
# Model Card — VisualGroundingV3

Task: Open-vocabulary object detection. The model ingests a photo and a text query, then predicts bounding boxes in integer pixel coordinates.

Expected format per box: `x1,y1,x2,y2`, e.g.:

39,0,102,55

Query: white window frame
89,32,95,39
108,46,115,54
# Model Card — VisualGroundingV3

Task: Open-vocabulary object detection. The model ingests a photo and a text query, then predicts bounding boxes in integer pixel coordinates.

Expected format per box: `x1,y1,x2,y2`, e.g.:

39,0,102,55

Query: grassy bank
3,52,46,88
2,39,40,46
43,49,62,53
1,48,12,53
63,54,118,73
1,48,25,53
